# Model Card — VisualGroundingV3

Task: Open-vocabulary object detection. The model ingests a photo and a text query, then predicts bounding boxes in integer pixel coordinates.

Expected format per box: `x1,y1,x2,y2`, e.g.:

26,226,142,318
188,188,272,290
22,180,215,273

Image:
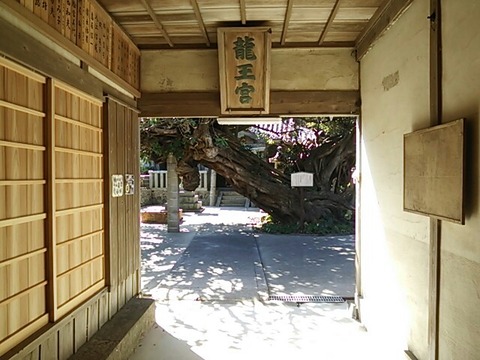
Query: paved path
257,234,355,298
131,207,400,359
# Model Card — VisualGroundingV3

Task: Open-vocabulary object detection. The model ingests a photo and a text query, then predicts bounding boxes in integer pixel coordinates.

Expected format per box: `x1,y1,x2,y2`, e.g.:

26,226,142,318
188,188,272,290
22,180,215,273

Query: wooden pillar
209,170,217,206
167,154,180,232
428,0,442,359
354,115,362,320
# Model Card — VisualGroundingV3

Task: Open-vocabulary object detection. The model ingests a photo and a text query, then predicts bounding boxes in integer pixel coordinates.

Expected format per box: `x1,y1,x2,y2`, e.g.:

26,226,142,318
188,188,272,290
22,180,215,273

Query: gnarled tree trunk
141,119,355,224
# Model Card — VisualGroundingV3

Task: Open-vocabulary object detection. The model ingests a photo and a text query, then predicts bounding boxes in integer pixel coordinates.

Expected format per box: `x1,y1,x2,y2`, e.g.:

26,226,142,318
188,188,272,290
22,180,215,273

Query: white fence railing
146,170,208,191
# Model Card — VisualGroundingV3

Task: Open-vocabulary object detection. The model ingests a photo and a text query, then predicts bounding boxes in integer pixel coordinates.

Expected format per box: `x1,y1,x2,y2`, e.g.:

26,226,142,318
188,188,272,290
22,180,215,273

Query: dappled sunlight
129,299,397,360
131,208,403,360
156,233,258,301
257,234,356,298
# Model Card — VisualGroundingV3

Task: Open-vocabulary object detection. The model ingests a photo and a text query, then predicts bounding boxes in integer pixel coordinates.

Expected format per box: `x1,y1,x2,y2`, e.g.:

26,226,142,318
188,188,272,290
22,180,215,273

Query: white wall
360,0,480,359
359,0,430,357
440,0,480,358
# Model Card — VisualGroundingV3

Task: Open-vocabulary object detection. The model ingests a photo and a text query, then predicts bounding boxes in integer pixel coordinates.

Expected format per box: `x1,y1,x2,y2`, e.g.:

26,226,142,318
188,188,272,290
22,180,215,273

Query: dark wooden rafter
281,0,294,45
239,0,247,24
355,0,414,60
318,0,342,45
190,0,211,47
139,0,174,47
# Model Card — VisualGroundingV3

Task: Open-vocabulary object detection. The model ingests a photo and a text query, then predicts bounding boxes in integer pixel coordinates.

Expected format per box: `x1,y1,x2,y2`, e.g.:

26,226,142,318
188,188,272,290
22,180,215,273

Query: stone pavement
140,207,355,301
131,207,401,360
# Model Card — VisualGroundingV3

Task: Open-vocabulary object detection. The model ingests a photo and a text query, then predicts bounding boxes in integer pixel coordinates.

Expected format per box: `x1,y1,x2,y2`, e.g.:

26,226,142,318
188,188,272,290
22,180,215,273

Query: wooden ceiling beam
239,0,247,24
139,0,174,47
280,0,294,45
318,0,342,45
355,0,414,60
139,90,360,117
190,0,211,47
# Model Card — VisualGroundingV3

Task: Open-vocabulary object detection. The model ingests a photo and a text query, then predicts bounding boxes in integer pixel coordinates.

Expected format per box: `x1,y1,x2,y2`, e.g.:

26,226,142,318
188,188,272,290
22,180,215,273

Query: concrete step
181,201,203,210
217,191,248,207
69,297,155,360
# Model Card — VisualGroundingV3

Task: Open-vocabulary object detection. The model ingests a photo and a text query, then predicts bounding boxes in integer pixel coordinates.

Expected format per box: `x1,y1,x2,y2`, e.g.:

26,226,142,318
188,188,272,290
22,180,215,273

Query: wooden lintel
0,0,141,98
190,0,211,46
318,0,341,45
0,16,137,108
138,40,356,50
139,90,360,117
355,0,414,60
281,0,294,45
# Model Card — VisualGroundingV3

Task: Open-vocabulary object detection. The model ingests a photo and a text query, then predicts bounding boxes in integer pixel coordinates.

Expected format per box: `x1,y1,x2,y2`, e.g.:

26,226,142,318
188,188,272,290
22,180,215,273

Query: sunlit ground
132,207,402,360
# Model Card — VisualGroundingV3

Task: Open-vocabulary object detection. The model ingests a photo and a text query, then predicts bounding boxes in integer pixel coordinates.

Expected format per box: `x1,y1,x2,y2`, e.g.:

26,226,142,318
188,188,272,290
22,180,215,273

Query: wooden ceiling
96,0,389,49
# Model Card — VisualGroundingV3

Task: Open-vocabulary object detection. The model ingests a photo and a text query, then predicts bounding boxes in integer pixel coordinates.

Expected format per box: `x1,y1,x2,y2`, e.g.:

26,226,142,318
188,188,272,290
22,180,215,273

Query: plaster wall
359,0,430,358
140,48,358,92
439,0,480,358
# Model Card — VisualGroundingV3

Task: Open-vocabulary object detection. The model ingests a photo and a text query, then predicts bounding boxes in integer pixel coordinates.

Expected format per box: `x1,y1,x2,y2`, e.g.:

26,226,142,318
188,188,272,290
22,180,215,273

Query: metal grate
268,295,345,303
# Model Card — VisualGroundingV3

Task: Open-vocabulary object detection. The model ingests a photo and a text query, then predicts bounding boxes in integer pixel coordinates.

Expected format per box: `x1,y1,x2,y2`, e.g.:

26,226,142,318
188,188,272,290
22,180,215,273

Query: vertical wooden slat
45,78,58,322
87,302,99,338
98,292,109,327
106,100,118,287
74,308,88,352
39,334,57,360
58,321,74,359
428,0,442,359
116,105,125,286
133,110,140,294
20,347,39,360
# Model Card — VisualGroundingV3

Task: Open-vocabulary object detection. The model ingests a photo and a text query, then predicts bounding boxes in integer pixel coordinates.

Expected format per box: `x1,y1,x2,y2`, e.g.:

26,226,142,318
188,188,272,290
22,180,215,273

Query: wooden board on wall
104,97,140,306
404,119,465,223
0,56,141,358
218,27,271,115
53,80,106,319
0,56,49,357
14,0,139,89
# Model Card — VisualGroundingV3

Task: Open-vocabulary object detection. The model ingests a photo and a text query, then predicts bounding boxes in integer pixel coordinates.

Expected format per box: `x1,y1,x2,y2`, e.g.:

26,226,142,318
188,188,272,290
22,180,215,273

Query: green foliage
259,216,354,236
214,136,229,148
140,117,204,163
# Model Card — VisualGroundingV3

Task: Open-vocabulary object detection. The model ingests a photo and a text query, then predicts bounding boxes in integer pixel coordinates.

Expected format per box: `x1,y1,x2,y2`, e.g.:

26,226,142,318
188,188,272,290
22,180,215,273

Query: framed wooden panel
53,80,105,318
403,119,465,224
0,56,49,357
218,27,271,115
15,0,139,89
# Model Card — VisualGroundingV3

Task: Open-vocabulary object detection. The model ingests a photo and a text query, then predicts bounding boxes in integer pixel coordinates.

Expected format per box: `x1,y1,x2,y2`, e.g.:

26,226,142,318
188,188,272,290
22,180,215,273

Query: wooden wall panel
0,57,49,357
104,97,140,312
53,81,105,319
1,58,140,359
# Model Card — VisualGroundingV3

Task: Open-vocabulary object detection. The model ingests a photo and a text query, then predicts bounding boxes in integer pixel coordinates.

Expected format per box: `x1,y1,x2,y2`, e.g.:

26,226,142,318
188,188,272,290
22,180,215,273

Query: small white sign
291,172,314,187
125,174,135,195
112,175,124,197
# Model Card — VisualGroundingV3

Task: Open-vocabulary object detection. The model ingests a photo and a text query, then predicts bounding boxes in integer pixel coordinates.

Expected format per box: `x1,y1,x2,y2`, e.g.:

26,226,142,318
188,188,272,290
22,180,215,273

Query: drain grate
268,295,345,303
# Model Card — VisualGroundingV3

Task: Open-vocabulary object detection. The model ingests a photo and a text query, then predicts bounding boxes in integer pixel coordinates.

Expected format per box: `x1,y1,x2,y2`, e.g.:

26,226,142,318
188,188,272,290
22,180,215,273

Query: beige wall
360,0,480,359
141,48,358,92
440,0,480,358
359,0,430,357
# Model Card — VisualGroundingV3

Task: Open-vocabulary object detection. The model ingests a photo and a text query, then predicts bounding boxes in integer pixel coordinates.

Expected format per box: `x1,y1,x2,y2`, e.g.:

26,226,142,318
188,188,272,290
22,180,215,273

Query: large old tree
140,118,355,227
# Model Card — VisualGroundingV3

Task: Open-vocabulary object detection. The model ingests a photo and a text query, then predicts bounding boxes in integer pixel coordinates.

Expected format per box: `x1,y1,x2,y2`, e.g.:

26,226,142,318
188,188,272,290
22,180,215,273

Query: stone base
69,297,155,360
141,209,183,224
